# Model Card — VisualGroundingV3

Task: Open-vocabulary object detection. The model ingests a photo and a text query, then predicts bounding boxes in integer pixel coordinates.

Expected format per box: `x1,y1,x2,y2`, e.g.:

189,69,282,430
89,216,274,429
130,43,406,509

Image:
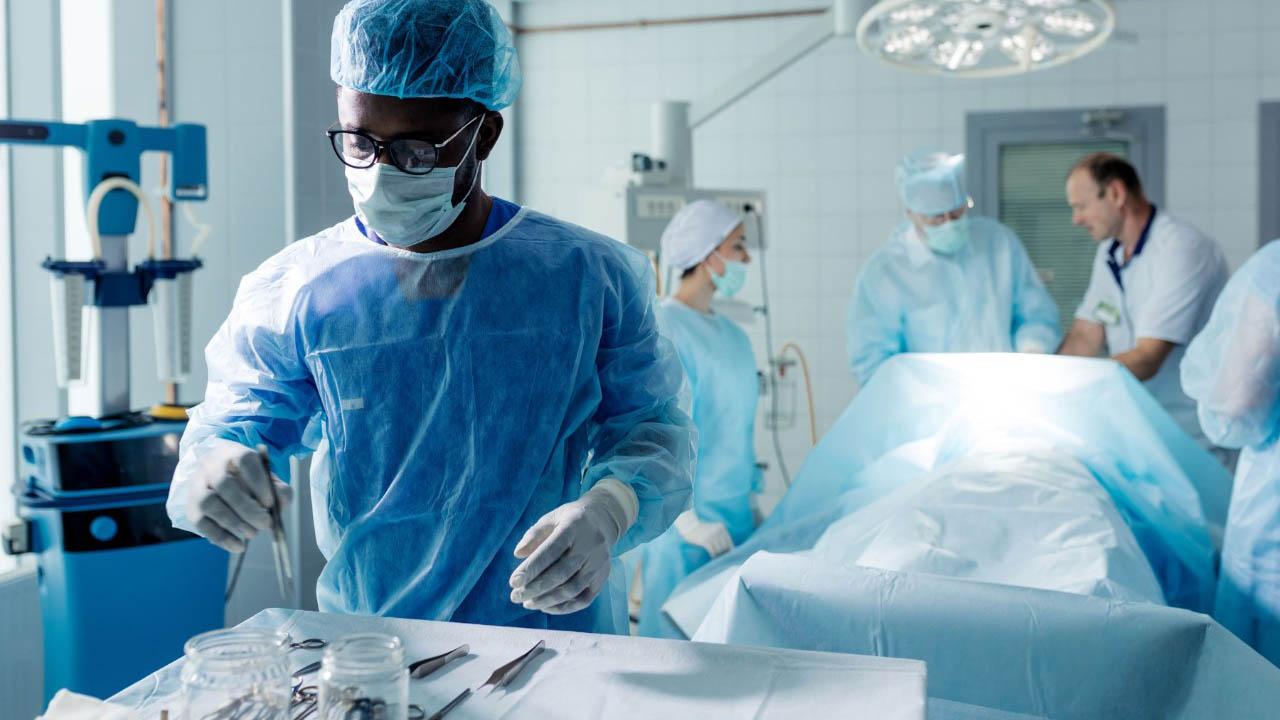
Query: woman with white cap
637,199,764,637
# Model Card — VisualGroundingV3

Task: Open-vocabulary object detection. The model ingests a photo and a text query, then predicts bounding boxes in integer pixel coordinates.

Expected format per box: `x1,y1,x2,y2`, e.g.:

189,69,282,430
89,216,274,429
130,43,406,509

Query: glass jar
181,628,291,720
318,633,408,720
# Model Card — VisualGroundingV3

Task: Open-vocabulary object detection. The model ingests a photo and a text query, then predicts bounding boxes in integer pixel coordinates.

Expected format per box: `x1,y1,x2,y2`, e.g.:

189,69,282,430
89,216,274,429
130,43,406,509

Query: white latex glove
187,439,292,553
673,510,733,558
508,478,638,615
1017,339,1048,354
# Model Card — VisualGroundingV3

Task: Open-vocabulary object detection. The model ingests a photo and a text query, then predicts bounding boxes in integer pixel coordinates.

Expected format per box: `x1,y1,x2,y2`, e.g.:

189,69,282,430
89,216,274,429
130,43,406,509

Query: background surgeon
1060,153,1228,458
637,200,764,637
1183,240,1280,664
166,0,694,634
845,149,1060,387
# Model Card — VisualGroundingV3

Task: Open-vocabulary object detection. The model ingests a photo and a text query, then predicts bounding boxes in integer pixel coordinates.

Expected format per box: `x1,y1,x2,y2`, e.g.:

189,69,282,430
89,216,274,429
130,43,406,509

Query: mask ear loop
705,251,729,282
455,115,487,205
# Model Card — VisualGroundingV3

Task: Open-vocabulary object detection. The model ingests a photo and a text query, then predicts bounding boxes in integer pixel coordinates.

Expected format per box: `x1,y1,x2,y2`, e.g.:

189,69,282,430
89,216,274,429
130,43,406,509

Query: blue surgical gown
845,216,1061,387
1183,239,1280,663
168,204,695,634
639,298,761,636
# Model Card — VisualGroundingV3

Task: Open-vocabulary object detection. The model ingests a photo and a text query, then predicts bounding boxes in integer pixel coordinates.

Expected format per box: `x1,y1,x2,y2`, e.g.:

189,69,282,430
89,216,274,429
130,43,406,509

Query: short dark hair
1069,152,1145,200
680,266,698,279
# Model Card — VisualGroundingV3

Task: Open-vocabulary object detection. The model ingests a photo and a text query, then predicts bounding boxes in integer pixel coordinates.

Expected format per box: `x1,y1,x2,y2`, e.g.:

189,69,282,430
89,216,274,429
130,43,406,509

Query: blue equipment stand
15,417,227,702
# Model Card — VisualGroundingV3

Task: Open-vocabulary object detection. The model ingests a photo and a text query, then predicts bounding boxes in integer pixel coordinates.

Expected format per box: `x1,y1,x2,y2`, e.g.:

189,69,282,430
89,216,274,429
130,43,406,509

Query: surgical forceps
222,445,296,601
259,444,294,597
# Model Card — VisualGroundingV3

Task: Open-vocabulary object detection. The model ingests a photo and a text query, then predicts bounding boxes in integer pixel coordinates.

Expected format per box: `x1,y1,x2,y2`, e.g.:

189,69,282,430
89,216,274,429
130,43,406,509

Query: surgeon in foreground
845,150,1060,387
166,0,694,633
1183,240,1280,663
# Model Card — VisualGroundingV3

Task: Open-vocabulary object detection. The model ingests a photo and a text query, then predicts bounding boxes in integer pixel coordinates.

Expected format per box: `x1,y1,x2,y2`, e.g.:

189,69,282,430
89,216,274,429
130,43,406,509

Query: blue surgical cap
896,149,968,216
331,0,522,110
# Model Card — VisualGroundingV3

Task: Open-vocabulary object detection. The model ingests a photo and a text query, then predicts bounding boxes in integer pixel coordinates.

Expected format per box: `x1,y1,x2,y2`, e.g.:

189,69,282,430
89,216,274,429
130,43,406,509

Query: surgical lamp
857,0,1117,77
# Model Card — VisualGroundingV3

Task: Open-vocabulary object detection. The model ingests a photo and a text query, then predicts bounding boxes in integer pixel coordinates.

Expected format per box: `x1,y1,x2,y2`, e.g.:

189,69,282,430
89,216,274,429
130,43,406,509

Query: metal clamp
41,256,202,307
2,519,31,555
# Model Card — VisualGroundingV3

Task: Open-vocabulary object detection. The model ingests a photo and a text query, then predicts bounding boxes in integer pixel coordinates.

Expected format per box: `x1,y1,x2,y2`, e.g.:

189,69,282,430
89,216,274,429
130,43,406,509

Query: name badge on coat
1092,301,1121,326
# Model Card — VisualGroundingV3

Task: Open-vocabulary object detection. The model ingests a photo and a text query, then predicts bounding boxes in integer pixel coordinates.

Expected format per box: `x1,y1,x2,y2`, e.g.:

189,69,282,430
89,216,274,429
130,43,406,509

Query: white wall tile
1211,0,1260,33
1168,122,1214,169
1213,31,1261,76
1164,34,1212,79
1213,119,1259,165
1211,164,1257,210
1165,0,1214,34
899,91,942,131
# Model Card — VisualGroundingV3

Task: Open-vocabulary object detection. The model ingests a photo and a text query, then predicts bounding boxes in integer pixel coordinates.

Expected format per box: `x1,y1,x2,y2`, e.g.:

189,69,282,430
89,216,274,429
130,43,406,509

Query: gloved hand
1017,339,1049,354
673,510,733,558
187,439,292,553
508,478,637,615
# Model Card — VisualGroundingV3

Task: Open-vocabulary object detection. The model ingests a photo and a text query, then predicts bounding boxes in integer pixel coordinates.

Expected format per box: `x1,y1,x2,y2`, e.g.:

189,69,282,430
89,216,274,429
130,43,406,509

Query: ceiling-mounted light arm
689,0,868,130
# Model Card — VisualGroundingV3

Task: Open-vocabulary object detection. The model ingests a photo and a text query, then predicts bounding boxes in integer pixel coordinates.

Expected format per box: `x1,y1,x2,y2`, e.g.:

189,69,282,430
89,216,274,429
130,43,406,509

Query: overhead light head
856,0,1116,77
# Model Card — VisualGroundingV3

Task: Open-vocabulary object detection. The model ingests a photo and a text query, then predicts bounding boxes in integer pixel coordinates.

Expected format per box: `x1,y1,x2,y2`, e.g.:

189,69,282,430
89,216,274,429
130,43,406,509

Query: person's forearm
1113,347,1162,381
1057,319,1105,357
1058,333,1097,356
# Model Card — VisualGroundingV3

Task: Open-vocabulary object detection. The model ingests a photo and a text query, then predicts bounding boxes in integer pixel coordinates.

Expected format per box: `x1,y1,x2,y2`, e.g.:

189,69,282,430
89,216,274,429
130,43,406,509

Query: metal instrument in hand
258,444,294,597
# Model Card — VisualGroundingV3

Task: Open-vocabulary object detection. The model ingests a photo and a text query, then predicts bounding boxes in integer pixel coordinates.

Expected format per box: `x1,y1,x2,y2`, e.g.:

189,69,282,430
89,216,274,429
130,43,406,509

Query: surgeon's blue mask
345,120,483,248
922,215,972,255
711,252,748,297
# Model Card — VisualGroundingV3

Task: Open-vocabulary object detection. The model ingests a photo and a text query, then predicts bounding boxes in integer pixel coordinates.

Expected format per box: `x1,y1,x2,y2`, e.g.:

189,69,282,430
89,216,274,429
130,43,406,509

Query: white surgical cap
896,149,968,216
660,199,743,271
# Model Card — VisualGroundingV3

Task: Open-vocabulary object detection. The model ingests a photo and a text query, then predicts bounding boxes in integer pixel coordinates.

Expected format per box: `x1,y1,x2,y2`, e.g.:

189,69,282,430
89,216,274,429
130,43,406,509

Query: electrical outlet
633,193,687,219
714,195,763,215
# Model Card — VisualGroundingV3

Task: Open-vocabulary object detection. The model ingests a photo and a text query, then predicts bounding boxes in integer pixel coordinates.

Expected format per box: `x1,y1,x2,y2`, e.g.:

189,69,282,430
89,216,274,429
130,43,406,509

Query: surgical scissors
288,636,327,651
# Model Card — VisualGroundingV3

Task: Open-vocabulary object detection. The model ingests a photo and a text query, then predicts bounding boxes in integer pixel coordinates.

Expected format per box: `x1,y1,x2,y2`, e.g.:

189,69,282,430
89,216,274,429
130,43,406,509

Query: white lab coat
1076,209,1228,450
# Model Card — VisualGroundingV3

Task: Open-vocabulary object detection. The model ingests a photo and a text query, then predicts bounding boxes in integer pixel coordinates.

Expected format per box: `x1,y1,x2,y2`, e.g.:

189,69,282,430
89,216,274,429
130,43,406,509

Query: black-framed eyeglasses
326,114,483,175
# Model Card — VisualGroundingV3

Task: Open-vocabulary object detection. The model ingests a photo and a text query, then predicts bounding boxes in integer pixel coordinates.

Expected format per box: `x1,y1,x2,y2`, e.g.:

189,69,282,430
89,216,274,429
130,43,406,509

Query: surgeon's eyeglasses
919,197,975,226
326,114,483,175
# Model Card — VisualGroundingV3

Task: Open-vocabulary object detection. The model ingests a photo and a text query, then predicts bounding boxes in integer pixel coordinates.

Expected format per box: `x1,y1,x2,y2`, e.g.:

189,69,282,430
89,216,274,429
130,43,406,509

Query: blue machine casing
16,420,227,702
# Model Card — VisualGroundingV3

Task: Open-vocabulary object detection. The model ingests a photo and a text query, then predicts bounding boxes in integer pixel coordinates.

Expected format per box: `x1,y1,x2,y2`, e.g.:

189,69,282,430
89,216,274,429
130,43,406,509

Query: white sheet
109,608,927,720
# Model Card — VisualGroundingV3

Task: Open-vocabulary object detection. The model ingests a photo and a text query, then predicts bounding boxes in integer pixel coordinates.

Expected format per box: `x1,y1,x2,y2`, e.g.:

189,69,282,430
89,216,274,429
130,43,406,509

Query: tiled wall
512,0,1280,500
170,0,289,405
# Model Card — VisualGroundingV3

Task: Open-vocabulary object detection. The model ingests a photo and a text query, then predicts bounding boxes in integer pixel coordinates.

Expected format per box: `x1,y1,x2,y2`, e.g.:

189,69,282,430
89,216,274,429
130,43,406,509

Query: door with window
967,108,1165,332
1261,102,1280,248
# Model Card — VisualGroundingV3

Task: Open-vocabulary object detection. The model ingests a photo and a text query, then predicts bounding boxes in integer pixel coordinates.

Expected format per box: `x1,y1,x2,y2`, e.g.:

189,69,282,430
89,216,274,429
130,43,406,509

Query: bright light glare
1004,8,1028,29
1000,32,1054,64
885,25,935,56
933,39,986,69
1041,8,1097,37
1023,0,1078,8
889,2,937,24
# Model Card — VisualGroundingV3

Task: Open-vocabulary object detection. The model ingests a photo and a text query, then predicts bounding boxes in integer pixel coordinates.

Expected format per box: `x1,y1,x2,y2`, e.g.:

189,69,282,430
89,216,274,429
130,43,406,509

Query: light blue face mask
345,118,483,248
710,252,748,297
922,214,972,255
